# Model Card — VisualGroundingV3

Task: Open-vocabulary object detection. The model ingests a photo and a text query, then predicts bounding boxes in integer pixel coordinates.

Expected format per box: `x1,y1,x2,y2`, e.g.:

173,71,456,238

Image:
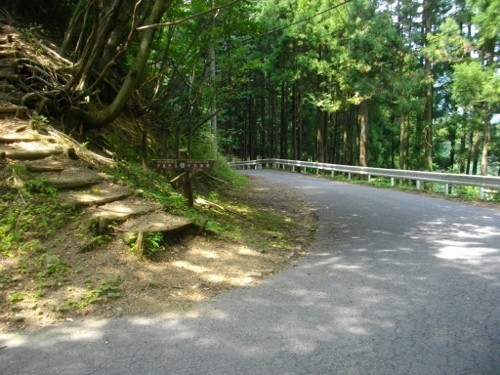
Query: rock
122,232,138,245
13,313,25,322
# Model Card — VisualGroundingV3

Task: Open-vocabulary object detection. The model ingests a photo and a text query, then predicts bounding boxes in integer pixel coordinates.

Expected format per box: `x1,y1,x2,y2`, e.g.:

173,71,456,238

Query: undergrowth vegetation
1,138,302,327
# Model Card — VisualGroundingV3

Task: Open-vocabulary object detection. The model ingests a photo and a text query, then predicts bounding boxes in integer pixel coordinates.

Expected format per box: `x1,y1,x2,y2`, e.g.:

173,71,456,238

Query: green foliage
7,291,26,306
30,114,50,130
452,62,499,109
144,233,165,256
455,185,481,200
64,277,122,310
0,177,78,256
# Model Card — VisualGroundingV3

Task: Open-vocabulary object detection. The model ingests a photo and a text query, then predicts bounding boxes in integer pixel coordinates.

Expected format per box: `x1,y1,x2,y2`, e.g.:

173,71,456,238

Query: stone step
0,131,47,143
40,168,105,189
21,156,73,172
0,145,65,160
88,199,161,235
93,198,159,220
63,183,134,206
117,211,195,235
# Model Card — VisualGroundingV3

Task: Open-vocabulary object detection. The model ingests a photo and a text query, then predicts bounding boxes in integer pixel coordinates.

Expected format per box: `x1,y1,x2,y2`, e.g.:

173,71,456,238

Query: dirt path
1,174,316,332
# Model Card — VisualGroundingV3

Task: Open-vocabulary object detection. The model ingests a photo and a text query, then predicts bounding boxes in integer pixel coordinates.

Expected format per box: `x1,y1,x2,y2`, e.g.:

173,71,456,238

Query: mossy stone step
40,168,105,189
63,183,133,206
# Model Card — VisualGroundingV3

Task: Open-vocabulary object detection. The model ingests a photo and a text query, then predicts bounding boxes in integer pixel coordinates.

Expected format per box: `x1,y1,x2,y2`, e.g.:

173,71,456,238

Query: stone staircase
0,26,26,118
0,27,194,254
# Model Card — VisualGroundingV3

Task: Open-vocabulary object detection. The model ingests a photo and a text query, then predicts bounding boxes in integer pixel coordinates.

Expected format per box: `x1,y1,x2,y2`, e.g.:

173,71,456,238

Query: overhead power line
232,0,352,45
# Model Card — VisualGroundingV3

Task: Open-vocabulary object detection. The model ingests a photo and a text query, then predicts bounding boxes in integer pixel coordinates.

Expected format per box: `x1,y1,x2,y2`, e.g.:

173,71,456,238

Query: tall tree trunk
291,83,297,160
471,128,480,175
280,82,288,159
316,109,327,162
248,96,257,160
480,116,491,176
295,88,303,160
331,112,339,164
242,114,248,161
358,100,369,167
259,93,266,157
422,0,435,171
270,90,277,157
341,111,348,165
459,131,466,173
209,39,218,154
449,137,456,171
400,114,408,169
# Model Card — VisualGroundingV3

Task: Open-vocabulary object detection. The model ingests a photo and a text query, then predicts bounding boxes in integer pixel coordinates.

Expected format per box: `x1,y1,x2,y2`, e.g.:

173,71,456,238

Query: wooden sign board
155,159,215,172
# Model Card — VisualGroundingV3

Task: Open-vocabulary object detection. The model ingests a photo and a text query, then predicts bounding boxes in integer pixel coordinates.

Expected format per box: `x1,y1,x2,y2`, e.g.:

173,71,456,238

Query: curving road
1,170,499,374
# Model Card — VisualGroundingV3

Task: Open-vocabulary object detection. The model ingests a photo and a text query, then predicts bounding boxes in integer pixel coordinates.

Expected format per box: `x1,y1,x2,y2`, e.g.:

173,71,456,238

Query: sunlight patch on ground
0,320,107,348
452,224,500,239
171,260,205,274
188,248,218,260
237,247,261,256
434,240,498,263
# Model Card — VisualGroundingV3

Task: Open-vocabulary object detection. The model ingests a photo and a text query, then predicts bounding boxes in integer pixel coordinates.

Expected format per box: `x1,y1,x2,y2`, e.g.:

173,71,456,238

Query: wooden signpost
154,158,215,207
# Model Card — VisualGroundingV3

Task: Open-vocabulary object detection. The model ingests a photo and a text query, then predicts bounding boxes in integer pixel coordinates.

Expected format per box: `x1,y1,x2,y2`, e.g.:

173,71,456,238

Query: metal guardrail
231,158,500,199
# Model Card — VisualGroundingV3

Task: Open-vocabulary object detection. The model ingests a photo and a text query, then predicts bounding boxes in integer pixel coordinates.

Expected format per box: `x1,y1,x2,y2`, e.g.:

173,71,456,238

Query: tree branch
136,0,241,31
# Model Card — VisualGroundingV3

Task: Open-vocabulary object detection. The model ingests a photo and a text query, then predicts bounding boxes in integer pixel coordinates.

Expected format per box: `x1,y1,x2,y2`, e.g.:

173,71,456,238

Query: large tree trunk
295,88,303,160
270,90,277,157
480,115,491,176
358,100,369,167
209,41,218,154
259,91,266,157
248,96,257,160
399,113,408,169
471,128,480,175
68,0,168,130
316,109,326,163
422,0,435,171
280,82,288,159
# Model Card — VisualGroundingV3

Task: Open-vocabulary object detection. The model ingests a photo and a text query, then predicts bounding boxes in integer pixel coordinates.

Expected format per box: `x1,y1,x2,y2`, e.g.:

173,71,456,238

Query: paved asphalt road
1,170,499,375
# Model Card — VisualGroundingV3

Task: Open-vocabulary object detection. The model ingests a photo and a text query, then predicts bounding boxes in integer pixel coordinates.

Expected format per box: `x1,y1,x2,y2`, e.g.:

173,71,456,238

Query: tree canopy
5,0,499,175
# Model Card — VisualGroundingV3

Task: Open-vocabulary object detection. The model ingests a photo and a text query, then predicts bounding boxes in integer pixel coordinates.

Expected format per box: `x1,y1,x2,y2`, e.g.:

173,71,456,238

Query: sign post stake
154,158,215,208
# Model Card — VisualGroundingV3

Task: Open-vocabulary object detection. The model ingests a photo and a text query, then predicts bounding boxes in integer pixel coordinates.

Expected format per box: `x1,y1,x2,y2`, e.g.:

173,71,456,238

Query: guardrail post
331,171,335,179
445,183,449,195
480,187,484,200
348,172,352,180
391,178,395,187
416,180,421,190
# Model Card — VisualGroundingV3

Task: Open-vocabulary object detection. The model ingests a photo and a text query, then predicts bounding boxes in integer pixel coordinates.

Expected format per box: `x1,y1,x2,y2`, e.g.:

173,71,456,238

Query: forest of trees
4,0,499,175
